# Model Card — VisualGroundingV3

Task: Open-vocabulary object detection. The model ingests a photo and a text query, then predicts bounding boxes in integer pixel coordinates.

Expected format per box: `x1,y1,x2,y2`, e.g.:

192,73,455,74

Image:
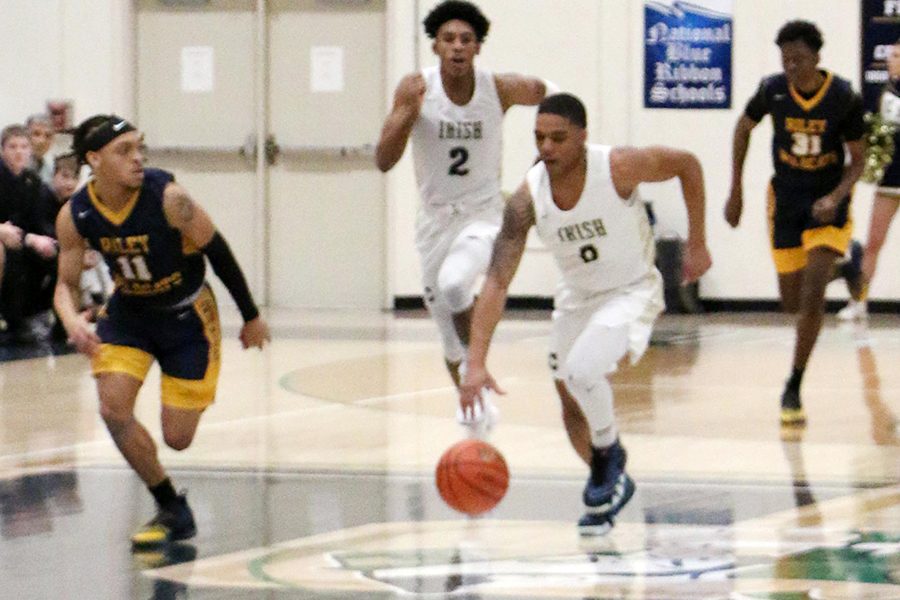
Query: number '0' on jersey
528,144,657,307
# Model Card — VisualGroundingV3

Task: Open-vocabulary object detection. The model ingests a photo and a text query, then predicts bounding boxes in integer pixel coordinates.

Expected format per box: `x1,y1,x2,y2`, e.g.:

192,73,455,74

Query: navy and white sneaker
577,511,614,536
578,440,636,536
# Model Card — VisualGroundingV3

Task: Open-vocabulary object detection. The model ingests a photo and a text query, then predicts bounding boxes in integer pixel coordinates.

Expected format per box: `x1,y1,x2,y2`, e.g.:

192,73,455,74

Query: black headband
82,116,136,155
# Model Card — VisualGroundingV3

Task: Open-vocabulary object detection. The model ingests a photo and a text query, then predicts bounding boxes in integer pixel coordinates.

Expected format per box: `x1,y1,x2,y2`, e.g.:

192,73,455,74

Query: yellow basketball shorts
92,285,222,410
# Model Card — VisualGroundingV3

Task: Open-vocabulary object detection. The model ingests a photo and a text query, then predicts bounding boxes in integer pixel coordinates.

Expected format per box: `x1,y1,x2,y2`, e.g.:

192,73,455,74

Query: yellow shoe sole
780,407,807,426
131,524,172,547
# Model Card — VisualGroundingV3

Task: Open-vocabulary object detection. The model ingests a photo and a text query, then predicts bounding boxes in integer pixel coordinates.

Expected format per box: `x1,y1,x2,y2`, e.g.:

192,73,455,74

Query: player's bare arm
725,115,758,228
375,73,427,172
494,73,548,112
612,146,712,283
460,184,535,411
812,139,865,224
53,203,99,355
163,183,271,349
163,182,216,247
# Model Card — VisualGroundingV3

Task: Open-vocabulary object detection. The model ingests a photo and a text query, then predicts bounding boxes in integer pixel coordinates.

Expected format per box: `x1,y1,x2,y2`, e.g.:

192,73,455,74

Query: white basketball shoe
837,299,868,321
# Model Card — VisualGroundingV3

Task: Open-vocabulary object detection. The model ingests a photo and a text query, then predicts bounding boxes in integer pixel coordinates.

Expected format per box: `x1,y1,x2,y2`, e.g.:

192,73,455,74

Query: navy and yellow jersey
745,71,865,193
69,168,206,309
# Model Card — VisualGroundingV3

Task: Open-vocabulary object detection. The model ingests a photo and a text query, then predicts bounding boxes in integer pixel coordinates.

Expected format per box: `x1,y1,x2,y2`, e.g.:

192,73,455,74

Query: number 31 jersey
69,168,206,310
744,70,864,193
411,65,503,208
528,144,656,309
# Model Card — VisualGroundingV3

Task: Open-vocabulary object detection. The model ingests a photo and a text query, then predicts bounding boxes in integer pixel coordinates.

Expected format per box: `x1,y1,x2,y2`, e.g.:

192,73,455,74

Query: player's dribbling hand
240,317,271,350
458,363,505,419
724,188,743,228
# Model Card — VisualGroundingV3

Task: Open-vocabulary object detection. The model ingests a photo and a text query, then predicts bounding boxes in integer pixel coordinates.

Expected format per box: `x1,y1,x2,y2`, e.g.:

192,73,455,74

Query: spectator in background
27,114,56,186
0,124,57,342
40,152,112,326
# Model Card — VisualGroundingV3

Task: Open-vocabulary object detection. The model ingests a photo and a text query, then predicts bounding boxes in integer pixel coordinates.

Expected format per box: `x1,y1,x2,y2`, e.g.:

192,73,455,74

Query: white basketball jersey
528,144,657,305
411,66,504,207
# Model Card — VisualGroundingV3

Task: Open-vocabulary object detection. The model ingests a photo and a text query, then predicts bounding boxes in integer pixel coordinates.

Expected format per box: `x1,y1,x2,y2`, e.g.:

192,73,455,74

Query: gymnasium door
135,0,386,309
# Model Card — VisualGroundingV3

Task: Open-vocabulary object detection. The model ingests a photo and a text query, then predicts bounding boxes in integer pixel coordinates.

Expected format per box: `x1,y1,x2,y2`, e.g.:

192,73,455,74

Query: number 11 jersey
69,168,206,310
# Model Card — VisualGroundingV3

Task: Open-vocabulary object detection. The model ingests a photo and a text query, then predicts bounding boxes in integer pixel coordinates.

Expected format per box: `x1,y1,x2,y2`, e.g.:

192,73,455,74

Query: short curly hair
423,1,490,42
776,20,823,52
538,94,587,129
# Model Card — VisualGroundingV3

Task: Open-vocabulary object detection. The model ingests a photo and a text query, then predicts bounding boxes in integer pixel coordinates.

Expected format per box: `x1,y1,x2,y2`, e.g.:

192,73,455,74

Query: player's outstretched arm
611,145,712,283
53,203,99,355
460,183,535,411
375,73,426,172
163,182,270,349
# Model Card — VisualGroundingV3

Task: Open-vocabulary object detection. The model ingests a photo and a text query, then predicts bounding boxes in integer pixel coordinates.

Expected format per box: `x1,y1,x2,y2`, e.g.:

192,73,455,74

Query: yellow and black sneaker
131,494,196,548
133,542,198,570
780,388,806,426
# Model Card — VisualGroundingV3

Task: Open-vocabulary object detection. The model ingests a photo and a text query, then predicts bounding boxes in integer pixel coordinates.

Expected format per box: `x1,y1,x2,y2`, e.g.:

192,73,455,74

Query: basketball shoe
780,387,806,426
837,299,868,321
456,390,500,438
131,493,196,547
578,440,635,536
837,239,865,311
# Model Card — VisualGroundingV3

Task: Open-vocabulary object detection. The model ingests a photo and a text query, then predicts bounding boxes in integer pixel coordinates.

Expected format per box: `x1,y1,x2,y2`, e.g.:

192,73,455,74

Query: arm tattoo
488,192,535,285
175,190,195,223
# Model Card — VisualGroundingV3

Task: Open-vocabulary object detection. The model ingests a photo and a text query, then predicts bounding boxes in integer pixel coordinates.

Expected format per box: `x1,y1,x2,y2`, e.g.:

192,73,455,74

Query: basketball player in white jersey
376,1,555,434
460,94,712,534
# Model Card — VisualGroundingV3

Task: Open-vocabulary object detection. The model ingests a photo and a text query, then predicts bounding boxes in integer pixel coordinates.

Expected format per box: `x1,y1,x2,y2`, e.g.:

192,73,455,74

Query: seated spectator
0,124,58,343
39,153,112,330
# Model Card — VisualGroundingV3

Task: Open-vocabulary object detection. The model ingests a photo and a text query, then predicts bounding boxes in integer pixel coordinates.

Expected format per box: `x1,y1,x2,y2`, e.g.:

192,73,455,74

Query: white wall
2,0,891,304
0,0,133,129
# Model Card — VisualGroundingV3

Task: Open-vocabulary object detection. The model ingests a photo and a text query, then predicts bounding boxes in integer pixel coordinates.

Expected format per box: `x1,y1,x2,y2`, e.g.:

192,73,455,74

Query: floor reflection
0,471,83,539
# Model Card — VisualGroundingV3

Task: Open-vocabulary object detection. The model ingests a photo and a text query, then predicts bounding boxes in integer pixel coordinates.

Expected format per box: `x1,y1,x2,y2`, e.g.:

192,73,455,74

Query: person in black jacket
0,124,57,340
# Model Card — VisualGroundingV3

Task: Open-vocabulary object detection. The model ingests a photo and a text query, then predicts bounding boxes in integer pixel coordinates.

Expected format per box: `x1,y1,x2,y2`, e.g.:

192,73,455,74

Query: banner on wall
644,0,733,109
861,0,900,113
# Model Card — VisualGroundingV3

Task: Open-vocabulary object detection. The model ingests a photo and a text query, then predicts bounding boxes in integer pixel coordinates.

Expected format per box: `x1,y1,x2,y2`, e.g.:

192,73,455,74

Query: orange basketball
435,439,509,515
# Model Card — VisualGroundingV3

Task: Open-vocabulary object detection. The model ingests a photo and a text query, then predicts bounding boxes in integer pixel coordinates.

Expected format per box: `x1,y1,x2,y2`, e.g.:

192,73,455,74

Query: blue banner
861,0,900,113
644,0,733,109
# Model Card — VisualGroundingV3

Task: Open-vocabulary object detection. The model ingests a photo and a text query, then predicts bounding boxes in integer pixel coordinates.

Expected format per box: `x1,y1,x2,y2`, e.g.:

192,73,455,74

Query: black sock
589,444,616,485
149,478,178,508
838,260,852,280
786,367,805,394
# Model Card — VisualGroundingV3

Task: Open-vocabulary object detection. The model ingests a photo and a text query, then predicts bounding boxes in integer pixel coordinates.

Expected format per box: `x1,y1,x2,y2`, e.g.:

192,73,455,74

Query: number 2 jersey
69,168,206,310
527,144,657,311
411,65,504,208
744,70,864,194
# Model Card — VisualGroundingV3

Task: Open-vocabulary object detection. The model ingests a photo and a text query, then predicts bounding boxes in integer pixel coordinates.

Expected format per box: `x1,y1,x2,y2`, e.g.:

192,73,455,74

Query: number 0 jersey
69,168,206,310
527,144,657,310
744,70,864,193
411,65,504,208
